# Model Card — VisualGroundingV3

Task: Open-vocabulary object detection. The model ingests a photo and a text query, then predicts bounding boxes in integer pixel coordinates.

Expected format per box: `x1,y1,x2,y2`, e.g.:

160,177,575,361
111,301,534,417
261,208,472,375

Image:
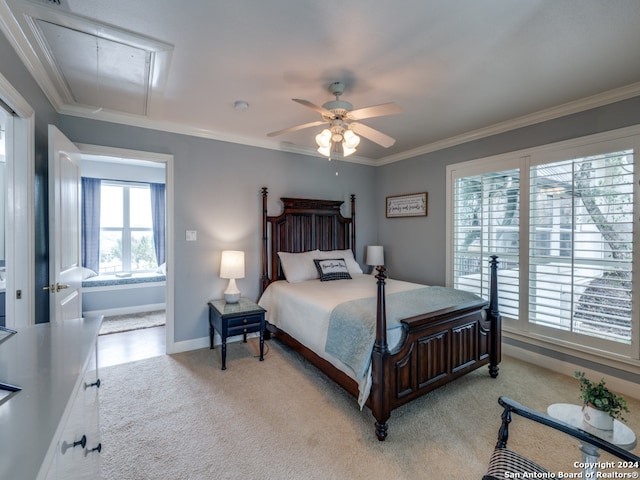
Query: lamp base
224,278,241,304
224,292,241,304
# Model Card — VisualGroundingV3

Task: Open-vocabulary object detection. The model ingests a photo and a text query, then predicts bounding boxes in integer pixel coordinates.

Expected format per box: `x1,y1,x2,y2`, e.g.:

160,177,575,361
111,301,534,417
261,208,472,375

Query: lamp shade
220,250,245,279
366,245,384,266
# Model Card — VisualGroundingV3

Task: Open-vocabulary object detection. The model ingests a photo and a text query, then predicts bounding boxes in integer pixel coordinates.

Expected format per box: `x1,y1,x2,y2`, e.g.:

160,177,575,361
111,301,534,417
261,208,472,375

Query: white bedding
257,274,424,406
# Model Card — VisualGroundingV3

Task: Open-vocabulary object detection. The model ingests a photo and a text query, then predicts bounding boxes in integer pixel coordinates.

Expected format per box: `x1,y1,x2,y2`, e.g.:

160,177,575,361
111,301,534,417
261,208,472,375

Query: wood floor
98,325,166,369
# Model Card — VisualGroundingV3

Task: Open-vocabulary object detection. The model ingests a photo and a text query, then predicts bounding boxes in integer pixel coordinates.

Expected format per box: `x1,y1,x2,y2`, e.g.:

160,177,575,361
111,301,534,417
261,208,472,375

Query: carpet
98,340,640,480
99,310,165,335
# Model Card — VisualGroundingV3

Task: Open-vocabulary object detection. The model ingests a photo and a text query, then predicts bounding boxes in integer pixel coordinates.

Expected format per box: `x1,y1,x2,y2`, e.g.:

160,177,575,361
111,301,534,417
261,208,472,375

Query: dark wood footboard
370,257,501,440
260,188,501,440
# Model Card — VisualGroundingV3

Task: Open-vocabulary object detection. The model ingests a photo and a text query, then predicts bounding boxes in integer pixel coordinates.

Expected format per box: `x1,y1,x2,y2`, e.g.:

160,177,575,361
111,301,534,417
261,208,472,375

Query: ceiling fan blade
347,102,402,121
350,122,396,148
292,98,335,117
267,120,327,137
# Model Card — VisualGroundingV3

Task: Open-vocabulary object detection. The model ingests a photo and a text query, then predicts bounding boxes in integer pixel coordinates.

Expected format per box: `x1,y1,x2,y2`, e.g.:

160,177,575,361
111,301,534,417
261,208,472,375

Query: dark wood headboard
261,187,356,292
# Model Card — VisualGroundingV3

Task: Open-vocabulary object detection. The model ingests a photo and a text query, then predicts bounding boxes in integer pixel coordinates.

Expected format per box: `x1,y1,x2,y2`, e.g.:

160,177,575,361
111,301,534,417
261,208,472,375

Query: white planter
582,404,614,430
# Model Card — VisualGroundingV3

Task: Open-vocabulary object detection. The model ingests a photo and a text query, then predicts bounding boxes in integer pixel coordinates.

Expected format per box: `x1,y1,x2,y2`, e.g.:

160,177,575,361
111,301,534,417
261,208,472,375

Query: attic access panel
6,0,173,118
36,19,151,115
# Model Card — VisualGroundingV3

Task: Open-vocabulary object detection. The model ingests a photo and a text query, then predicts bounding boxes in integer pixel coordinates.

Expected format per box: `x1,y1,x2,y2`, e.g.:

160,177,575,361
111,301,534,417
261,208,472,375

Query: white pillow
277,250,320,283
316,249,363,275
80,267,97,279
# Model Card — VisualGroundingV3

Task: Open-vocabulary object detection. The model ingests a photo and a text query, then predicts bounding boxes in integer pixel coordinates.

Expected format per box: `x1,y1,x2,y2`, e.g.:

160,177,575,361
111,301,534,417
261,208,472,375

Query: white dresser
0,316,102,480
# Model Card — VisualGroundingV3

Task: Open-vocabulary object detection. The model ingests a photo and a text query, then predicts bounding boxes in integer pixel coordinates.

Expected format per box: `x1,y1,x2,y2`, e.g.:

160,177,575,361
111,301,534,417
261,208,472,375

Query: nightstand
208,298,266,370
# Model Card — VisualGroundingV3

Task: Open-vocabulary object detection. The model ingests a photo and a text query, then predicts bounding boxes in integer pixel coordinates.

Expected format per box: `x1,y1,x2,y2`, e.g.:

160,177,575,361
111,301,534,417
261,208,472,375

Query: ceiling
2,0,640,165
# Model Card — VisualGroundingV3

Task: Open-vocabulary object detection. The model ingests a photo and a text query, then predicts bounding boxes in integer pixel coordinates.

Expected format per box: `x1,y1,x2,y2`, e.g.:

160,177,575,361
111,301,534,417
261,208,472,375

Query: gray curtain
150,183,166,267
81,177,101,273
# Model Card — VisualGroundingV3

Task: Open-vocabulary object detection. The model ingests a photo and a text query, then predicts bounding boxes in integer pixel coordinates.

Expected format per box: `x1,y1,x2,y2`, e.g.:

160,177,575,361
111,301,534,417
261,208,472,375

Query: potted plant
574,371,629,430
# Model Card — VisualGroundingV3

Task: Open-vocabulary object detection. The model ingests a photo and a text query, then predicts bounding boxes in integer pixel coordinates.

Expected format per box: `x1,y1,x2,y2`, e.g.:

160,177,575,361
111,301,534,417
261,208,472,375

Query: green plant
574,371,629,422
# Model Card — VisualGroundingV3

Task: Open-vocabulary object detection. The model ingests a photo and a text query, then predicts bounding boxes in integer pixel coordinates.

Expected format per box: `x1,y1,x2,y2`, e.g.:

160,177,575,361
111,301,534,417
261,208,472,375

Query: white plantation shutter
529,150,634,344
448,131,639,359
452,169,520,318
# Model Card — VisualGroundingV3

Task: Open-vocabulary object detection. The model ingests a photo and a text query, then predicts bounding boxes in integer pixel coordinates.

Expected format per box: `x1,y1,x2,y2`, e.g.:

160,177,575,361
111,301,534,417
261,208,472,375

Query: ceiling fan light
316,129,332,148
343,129,360,148
317,143,332,157
342,141,357,157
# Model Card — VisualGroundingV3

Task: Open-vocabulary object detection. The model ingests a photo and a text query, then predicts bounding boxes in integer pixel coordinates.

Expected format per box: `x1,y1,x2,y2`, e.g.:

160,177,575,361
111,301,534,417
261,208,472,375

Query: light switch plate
186,230,197,241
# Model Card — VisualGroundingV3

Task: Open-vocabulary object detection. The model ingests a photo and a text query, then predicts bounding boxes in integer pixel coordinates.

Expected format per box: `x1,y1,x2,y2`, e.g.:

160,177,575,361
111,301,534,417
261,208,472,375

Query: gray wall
57,116,377,343
377,96,640,286
0,28,58,324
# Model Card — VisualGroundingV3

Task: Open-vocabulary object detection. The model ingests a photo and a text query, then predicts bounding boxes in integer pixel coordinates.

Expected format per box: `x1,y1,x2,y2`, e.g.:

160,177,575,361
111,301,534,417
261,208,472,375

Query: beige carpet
99,340,640,480
99,310,165,335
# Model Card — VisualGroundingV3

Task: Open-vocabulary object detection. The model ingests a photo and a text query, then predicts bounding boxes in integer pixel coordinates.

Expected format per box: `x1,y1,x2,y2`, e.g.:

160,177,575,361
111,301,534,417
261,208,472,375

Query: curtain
81,177,101,273
150,183,166,267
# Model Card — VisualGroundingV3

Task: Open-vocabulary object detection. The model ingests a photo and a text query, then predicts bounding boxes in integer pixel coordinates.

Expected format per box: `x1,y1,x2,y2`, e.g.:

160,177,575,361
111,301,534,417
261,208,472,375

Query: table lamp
220,250,245,303
366,245,384,274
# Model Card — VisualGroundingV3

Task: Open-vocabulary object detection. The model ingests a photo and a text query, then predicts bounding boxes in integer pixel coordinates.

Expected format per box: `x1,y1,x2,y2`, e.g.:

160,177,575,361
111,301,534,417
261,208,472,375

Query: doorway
0,107,7,326
78,144,174,358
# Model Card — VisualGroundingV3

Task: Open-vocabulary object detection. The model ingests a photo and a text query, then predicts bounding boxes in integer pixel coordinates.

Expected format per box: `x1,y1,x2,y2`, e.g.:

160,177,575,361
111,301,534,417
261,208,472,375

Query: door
47,125,82,322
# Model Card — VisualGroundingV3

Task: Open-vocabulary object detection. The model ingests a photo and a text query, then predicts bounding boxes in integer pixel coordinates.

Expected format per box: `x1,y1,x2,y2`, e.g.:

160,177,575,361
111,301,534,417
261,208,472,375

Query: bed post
488,255,501,378
261,187,269,293
350,194,356,256
371,265,390,441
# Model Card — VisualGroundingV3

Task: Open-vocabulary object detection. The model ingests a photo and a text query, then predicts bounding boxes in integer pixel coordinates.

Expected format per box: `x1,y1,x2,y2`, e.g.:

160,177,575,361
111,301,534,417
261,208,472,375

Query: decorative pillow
277,250,320,283
316,249,363,275
313,258,352,282
80,267,98,279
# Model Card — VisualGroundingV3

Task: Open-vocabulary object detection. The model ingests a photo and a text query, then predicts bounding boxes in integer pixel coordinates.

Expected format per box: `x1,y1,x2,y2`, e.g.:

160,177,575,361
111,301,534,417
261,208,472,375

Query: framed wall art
386,192,428,218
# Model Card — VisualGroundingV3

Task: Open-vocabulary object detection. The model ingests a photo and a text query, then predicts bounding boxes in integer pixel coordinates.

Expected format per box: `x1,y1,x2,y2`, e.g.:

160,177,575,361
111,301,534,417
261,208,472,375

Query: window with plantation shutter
529,150,634,344
452,169,520,319
447,129,639,361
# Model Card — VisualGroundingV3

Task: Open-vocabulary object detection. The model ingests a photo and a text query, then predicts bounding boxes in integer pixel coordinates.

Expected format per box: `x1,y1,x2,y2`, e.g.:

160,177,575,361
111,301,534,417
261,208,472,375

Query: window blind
453,169,520,318
529,150,634,344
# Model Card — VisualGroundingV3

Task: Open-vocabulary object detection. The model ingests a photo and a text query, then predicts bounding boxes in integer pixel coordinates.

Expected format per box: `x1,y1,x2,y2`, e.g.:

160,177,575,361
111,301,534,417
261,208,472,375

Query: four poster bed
258,187,501,440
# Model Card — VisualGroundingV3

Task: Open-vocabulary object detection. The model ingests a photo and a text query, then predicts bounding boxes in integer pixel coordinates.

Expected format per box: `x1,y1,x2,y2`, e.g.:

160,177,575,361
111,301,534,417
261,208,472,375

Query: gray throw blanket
325,286,482,380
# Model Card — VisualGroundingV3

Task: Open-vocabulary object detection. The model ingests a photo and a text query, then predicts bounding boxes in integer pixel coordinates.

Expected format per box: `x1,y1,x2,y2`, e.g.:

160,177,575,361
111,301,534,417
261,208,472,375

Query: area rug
99,310,165,335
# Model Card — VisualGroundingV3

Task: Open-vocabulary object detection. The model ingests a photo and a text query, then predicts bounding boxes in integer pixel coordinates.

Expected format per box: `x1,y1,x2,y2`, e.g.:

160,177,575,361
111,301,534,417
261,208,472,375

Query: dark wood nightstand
208,298,266,370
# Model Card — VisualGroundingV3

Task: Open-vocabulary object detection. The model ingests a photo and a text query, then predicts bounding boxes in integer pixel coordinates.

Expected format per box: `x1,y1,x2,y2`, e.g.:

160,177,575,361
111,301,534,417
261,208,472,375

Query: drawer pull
243,328,247,333
61,434,86,454
84,378,101,390
85,443,102,456
243,318,248,324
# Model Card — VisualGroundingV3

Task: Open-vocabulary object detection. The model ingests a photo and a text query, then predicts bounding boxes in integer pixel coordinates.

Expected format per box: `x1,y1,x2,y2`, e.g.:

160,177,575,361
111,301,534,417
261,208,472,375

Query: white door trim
0,71,35,328
76,143,175,354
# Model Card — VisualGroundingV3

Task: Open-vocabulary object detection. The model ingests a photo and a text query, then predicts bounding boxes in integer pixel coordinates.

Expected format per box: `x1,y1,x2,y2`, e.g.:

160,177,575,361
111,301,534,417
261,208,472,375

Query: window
448,130,639,361
529,152,634,344
452,169,520,320
99,182,158,273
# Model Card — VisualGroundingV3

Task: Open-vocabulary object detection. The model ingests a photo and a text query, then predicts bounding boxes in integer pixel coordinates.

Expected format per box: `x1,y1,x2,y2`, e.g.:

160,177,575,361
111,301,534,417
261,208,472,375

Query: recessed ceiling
2,0,640,164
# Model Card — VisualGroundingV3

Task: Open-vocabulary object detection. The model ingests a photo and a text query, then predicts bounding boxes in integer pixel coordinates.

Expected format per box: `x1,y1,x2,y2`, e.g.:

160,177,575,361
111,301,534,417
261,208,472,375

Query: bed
258,188,501,440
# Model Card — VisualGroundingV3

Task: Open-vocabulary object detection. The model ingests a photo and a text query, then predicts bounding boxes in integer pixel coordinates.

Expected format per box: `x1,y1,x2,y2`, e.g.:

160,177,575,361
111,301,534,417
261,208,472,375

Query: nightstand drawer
227,313,263,328
227,322,262,337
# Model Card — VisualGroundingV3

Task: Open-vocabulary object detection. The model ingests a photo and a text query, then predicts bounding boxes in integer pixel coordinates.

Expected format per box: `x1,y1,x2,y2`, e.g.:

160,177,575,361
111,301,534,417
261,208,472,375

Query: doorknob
43,283,70,292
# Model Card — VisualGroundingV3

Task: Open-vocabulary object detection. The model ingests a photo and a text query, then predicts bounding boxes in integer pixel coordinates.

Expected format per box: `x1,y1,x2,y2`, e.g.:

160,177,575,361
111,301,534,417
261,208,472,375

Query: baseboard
503,342,640,401
83,303,166,318
169,332,259,355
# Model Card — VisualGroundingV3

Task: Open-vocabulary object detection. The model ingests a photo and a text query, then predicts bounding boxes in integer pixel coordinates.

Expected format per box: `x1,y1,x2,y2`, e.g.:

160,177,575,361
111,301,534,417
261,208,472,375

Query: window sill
502,327,640,400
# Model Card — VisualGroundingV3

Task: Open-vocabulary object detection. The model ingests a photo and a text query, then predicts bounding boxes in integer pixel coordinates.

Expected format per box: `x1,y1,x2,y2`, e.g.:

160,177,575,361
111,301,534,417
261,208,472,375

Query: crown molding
52,82,640,169
0,0,68,111
3,0,639,168
376,82,640,166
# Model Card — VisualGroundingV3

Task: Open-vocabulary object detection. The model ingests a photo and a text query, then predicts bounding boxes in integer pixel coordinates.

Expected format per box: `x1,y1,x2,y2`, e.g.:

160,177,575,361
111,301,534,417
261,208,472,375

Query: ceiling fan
267,81,402,157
